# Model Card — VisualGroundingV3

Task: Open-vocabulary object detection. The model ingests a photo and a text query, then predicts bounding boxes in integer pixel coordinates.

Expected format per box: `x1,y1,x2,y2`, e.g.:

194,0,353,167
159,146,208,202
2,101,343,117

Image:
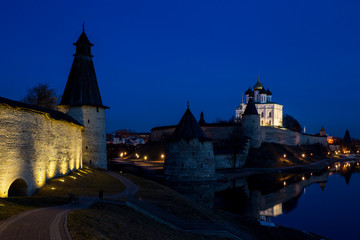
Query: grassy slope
0,167,125,221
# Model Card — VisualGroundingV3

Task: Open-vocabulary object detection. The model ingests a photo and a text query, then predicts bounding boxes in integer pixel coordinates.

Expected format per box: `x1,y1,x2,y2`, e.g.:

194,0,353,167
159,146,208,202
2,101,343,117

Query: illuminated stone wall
261,127,328,146
0,104,83,197
57,106,107,169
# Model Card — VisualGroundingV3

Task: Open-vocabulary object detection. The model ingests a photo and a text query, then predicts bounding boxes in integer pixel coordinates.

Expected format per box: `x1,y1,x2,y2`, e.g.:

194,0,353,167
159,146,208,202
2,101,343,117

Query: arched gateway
8,179,28,197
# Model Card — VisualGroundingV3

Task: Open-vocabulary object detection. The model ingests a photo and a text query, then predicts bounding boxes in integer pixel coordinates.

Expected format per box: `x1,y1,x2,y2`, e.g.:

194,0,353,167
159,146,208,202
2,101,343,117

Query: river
171,161,360,239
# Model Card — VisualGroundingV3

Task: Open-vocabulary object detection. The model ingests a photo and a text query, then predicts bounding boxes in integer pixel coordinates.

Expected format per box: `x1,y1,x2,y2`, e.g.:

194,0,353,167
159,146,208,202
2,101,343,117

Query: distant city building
236,77,283,127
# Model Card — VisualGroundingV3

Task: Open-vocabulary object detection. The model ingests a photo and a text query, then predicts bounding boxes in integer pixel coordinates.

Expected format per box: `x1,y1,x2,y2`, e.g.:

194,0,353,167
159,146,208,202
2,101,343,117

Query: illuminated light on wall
144,156,148,160
301,154,306,158
51,187,56,190
161,154,165,159
135,153,139,158
59,179,65,182
60,160,69,175
283,154,286,158
47,161,57,179
302,176,305,181
69,176,77,179
120,152,123,157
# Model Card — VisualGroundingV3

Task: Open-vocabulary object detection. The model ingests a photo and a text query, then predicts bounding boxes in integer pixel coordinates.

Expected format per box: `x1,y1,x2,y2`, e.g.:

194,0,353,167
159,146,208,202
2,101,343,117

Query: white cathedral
236,77,283,127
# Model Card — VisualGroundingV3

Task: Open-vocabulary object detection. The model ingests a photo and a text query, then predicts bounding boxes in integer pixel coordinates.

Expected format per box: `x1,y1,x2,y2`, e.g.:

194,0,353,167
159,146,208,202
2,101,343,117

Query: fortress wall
151,125,237,142
261,127,328,146
151,127,175,141
202,126,237,140
58,106,107,169
0,104,83,197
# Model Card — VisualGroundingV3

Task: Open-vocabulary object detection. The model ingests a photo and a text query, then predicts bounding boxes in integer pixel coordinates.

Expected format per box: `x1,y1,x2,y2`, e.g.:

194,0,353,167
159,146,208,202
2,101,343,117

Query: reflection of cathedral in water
170,162,360,220
170,171,330,219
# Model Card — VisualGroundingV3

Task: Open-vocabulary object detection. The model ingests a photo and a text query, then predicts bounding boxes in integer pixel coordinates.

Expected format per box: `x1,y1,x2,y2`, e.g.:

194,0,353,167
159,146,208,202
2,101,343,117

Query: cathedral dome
253,77,264,90
260,88,267,94
245,88,253,95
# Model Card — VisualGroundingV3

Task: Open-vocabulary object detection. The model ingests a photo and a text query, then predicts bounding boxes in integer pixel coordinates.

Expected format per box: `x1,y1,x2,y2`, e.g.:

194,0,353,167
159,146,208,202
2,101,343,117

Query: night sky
0,0,359,138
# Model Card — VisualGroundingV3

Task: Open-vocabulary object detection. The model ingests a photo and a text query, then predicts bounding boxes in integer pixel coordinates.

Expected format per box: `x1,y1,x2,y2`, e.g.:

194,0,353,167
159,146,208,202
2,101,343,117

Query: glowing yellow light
310,153,313,156
70,176,77,180
302,154,305,157
124,152,127,155
328,152,330,155
144,156,148,160
135,153,139,158
311,173,313,176
283,154,287,158
283,181,286,186
59,179,65,182
51,187,56,190
120,152,124,157
328,166,330,169
0,203,5,207
302,176,305,181
161,154,165,159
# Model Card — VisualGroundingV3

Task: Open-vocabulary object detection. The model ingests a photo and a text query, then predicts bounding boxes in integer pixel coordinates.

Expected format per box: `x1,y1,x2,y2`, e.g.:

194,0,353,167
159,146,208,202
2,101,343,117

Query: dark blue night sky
0,0,359,138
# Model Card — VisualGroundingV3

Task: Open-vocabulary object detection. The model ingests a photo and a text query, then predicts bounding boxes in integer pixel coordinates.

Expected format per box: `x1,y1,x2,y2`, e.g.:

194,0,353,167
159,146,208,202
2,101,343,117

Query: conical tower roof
199,111,206,125
244,98,258,115
171,107,208,141
60,26,108,108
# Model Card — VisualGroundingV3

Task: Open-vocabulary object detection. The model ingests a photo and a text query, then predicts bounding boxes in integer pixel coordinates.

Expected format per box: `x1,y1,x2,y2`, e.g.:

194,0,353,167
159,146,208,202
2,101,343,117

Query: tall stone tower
58,26,108,169
242,98,261,148
164,107,215,181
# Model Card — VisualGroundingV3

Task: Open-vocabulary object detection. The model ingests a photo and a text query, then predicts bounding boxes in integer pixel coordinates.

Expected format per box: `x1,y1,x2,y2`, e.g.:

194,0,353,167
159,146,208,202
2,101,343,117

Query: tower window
88,119,90,123
86,146,88,149
269,112,272,117
261,112,264,117
192,152,195,156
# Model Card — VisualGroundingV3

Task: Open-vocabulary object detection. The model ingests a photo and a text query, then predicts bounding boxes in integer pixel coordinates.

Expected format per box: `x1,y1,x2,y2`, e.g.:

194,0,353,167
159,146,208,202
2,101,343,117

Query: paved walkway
0,173,138,240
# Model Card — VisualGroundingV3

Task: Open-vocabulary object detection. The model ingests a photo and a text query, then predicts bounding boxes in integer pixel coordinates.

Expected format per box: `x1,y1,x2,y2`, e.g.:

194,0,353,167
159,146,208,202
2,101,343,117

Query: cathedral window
269,112,272,117
261,112,264,117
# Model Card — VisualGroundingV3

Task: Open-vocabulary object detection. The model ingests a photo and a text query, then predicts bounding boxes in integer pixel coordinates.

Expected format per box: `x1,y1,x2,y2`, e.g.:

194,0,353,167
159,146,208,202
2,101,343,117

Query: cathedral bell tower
57,25,109,169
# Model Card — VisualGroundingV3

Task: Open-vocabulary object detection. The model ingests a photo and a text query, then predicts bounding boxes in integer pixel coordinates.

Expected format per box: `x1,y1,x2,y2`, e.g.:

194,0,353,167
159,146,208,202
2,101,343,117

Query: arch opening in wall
8,179,28,197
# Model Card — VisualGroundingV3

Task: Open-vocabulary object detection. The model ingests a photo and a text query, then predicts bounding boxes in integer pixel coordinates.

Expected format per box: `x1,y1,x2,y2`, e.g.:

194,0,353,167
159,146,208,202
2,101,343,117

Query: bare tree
21,83,59,109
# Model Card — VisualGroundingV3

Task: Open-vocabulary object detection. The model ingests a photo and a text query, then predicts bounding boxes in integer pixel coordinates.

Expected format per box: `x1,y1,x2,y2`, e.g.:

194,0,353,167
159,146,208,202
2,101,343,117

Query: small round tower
58,25,108,169
164,107,215,181
242,98,261,148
